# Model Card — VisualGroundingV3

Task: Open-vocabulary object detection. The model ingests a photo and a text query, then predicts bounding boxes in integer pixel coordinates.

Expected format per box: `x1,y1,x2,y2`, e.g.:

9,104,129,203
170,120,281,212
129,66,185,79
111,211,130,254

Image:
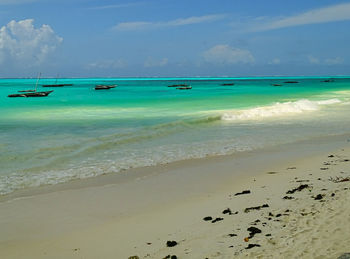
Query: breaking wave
221,98,341,121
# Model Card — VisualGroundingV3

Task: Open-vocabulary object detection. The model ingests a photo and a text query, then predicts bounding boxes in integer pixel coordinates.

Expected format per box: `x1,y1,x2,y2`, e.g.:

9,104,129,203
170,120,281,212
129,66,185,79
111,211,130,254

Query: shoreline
1,134,350,258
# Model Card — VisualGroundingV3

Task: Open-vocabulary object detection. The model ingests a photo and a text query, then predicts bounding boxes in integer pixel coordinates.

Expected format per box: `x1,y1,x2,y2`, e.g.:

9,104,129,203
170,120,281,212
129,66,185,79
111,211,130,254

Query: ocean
1,77,350,195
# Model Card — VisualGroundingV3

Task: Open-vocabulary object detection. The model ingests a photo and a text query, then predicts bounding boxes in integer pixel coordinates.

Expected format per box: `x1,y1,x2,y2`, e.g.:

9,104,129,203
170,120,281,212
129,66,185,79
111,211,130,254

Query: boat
176,86,192,90
42,75,73,87
95,84,117,90
42,83,73,87
283,81,299,83
272,84,282,86
221,83,235,86
8,73,54,98
321,79,335,83
168,84,189,87
8,91,53,98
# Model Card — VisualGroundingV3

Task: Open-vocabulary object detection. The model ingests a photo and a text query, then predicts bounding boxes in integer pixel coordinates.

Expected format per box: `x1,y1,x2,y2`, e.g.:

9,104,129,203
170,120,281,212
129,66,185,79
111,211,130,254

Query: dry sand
0,135,350,259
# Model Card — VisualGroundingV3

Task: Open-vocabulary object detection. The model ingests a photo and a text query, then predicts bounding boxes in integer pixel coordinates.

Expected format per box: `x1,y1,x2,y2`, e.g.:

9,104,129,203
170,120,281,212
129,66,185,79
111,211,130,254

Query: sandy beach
1,134,350,259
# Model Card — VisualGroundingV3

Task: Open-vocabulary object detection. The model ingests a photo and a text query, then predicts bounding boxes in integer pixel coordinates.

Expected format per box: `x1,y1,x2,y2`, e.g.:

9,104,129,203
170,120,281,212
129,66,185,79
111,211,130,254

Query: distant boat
283,81,299,83
8,73,54,98
42,83,73,87
95,84,117,90
176,86,192,90
221,83,235,86
321,79,335,83
42,75,73,87
168,84,189,87
272,84,282,86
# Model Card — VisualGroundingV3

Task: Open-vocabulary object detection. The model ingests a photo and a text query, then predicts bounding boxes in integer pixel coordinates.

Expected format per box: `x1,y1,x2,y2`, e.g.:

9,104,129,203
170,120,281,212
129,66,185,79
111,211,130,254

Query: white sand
0,135,350,258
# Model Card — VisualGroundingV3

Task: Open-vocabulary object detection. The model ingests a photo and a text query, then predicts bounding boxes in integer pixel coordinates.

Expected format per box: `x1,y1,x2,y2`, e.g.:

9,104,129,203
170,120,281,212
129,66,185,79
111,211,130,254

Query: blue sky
0,0,350,77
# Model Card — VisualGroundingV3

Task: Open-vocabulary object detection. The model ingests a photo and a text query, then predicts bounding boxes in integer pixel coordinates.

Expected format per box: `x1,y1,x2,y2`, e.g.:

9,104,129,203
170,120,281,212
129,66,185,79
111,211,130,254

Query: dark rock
338,253,350,259
320,168,329,170
314,194,324,200
211,217,224,223
247,226,262,238
265,234,272,237
171,256,177,259
244,204,269,213
268,212,274,216
328,155,334,158
128,256,139,259
203,216,213,221
228,233,237,237
286,184,309,194
245,244,261,249
222,208,232,215
283,196,294,200
166,241,178,247
276,214,282,217
331,193,335,197
234,190,251,196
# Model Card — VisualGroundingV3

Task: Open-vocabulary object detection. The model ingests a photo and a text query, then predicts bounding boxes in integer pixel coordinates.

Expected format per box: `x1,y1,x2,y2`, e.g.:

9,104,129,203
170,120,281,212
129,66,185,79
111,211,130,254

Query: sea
1,77,350,195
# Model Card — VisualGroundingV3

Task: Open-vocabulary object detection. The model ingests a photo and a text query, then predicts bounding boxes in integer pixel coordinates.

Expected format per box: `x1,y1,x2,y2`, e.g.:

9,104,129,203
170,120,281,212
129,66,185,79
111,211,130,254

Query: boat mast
34,72,41,92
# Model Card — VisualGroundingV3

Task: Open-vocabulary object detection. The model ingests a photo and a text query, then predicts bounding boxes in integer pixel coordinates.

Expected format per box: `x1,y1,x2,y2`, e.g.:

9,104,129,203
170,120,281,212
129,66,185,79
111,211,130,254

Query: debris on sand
234,190,251,196
286,184,310,194
244,204,269,213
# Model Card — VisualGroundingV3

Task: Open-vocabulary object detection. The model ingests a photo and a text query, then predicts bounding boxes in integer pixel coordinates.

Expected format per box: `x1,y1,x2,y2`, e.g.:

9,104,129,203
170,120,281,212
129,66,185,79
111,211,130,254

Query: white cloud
325,57,344,65
86,59,128,69
268,58,281,65
144,57,168,68
307,55,320,64
88,2,144,10
202,45,255,64
0,19,62,67
113,14,226,31
253,3,350,31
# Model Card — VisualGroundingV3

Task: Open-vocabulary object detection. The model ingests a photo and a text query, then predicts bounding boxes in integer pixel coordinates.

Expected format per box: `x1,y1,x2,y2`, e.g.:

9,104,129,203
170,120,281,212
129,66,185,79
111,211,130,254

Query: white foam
222,98,341,121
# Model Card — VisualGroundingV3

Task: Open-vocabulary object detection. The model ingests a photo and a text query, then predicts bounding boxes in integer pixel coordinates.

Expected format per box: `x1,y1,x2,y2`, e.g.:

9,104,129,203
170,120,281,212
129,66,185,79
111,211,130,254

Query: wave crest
222,98,341,121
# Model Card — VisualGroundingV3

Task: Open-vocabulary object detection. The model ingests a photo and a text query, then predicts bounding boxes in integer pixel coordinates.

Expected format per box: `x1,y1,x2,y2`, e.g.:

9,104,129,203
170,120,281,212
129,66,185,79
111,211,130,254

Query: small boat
176,86,192,90
95,84,117,90
42,83,73,87
42,75,73,87
168,84,189,87
272,84,282,86
8,73,54,98
8,90,53,98
221,83,234,86
321,79,335,83
283,81,299,83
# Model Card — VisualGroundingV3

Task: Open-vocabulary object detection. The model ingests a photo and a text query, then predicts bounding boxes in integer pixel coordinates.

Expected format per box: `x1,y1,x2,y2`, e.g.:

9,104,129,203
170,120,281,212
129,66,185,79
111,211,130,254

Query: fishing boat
8,91,53,97
176,86,192,90
8,73,54,98
221,83,235,86
42,75,73,87
95,84,117,90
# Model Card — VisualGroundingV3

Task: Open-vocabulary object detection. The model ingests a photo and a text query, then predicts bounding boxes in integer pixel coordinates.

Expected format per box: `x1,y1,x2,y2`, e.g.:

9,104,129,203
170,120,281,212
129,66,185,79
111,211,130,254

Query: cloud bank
0,19,63,67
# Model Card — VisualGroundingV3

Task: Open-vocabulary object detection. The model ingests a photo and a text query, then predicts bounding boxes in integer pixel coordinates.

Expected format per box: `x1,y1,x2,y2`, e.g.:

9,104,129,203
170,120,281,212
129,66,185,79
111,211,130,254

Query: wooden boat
8,73,54,98
95,84,117,90
176,86,192,90
42,83,73,87
8,90,53,97
168,84,189,87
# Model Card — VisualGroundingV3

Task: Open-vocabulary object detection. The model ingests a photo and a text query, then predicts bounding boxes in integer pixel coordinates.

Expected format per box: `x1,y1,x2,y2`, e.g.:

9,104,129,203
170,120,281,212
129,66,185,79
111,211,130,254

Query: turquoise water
1,77,350,195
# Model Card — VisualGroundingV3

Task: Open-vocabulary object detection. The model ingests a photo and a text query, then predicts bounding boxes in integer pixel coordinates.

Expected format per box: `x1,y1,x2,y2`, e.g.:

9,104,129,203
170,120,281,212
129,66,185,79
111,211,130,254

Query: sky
0,0,350,77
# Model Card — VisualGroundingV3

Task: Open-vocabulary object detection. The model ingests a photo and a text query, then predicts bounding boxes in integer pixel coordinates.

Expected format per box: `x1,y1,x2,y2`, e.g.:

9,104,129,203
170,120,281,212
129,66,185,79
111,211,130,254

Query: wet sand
0,135,350,258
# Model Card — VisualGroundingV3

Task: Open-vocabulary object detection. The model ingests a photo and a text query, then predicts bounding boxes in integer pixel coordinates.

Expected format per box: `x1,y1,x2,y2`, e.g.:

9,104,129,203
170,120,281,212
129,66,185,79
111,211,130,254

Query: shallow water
1,77,350,195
